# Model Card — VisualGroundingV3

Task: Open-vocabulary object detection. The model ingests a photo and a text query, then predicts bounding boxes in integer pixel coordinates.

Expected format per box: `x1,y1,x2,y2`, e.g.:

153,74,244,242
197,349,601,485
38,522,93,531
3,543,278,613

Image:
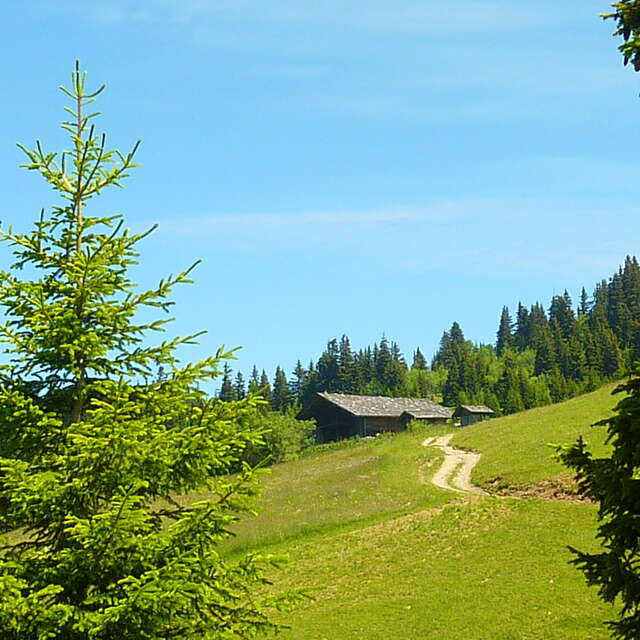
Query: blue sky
1,1,639,384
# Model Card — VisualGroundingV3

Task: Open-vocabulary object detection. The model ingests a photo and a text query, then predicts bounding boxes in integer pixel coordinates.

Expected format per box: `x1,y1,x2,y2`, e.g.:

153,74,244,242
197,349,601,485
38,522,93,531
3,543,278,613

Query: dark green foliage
579,287,591,317
235,258,640,418
556,19,640,636
603,0,640,70
336,335,355,392
289,360,306,403
515,302,531,350
218,361,236,401
259,369,271,403
316,339,339,393
496,306,514,356
234,371,246,400
271,366,290,411
559,375,640,639
248,365,260,394
411,347,427,370
0,64,296,639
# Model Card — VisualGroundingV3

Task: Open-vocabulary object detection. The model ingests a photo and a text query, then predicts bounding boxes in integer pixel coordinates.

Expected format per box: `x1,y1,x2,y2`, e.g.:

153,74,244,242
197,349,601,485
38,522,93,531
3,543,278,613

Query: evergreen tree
289,359,306,403
337,334,355,392
558,15,640,636
496,306,514,356
549,291,576,340
234,371,246,400
411,347,427,370
271,366,290,411
259,369,272,403
603,0,640,70
248,364,260,394
299,361,319,407
450,321,465,347
0,64,293,639
515,302,531,351
353,347,374,391
375,336,393,389
218,362,236,401
578,287,591,317
388,341,408,392
529,303,557,375
560,374,640,639
316,339,339,392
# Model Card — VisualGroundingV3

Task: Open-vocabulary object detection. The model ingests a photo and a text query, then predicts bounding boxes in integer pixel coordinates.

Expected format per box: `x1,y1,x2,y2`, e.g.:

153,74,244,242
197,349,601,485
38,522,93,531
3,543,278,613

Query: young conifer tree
0,63,294,639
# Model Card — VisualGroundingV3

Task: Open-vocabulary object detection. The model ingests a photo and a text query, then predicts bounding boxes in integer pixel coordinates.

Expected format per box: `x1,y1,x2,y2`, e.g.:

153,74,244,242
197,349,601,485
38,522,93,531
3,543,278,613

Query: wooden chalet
298,392,452,443
452,404,495,427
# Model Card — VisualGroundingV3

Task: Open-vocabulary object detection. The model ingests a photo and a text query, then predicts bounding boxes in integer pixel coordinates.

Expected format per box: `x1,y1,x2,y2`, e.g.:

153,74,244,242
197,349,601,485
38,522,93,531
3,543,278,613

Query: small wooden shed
399,409,452,428
453,404,495,427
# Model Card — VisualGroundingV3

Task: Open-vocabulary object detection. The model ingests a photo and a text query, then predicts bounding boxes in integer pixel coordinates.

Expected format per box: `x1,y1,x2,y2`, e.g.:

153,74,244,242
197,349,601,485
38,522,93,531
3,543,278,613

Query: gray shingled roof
455,404,494,415
401,409,453,420
318,392,452,419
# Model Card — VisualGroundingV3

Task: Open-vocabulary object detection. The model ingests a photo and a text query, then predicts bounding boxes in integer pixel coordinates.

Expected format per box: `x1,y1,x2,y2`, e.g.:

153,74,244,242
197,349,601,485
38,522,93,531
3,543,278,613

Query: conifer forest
222,257,640,416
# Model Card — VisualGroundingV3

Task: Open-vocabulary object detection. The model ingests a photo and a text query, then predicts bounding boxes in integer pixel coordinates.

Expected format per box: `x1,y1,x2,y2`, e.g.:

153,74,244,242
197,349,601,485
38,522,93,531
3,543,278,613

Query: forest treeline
219,256,640,416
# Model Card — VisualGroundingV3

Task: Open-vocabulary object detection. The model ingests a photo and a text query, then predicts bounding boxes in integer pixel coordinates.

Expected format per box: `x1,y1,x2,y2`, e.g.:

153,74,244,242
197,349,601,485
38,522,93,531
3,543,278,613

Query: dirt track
422,434,486,495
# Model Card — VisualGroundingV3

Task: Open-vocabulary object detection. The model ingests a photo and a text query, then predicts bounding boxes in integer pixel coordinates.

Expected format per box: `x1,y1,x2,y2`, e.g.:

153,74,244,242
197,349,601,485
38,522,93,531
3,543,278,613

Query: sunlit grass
453,382,618,490
219,384,621,638
222,426,453,555
271,498,613,640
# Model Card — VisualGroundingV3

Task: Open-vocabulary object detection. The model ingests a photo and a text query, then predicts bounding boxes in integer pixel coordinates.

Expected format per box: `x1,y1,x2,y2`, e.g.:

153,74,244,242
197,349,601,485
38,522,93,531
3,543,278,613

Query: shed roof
316,392,452,419
400,410,451,420
453,404,495,416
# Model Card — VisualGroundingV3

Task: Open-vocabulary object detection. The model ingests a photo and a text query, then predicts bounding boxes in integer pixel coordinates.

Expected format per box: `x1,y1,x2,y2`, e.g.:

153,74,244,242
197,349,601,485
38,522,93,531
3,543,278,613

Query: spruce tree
289,359,306,403
218,362,236,401
515,302,531,350
259,369,272,404
337,334,355,392
558,13,640,636
0,64,294,638
411,347,427,370
560,376,640,639
496,306,514,356
248,364,260,394
578,287,591,317
316,339,339,392
234,371,246,400
271,366,290,411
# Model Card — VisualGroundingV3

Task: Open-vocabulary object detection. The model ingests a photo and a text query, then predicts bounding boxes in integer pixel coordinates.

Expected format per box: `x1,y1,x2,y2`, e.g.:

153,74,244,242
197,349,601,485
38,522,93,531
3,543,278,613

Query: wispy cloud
154,205,459,235
147,196,640,278
48,0,583,35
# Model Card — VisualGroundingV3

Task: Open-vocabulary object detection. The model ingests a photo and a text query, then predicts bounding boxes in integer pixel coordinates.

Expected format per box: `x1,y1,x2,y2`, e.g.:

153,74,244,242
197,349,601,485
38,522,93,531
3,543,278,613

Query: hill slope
222,384,622,639
453,382,618,492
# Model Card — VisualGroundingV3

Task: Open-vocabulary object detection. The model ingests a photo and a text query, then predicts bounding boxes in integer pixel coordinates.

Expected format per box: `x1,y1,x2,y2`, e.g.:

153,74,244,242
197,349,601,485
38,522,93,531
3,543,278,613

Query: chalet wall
310,399,360,443
363,416,402,436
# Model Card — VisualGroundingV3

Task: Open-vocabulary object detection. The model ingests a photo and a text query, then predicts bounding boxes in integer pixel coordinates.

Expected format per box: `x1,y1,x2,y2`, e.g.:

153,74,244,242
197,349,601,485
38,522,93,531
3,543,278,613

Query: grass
222,426,453,555
452,382,619,490
271,499,614,640
217,384,623,638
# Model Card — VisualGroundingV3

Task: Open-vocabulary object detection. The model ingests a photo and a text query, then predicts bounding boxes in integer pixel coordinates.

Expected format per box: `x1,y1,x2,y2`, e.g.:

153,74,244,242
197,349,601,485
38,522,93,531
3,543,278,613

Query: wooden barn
298,392,452,443
453,404,495,427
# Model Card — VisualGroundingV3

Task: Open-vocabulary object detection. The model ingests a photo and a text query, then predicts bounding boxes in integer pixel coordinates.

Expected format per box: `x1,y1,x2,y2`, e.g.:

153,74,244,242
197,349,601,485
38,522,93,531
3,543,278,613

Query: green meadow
222,384,624,639
453,382,618,491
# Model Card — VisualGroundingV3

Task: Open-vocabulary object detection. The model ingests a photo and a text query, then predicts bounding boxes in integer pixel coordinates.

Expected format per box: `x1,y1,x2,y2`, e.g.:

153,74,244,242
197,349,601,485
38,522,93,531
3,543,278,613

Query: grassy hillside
272,499,612,640
452,382,619,491
222,427,452,555
219,385,622,639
